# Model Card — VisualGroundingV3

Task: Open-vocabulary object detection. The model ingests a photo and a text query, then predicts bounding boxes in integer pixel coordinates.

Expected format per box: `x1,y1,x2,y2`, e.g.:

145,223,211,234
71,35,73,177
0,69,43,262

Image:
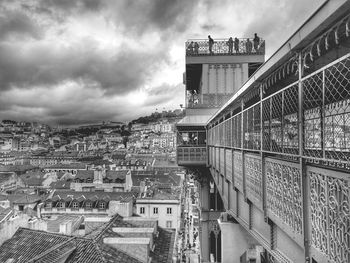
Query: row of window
139,207,172,215
45,200,106,210
74,178,125,184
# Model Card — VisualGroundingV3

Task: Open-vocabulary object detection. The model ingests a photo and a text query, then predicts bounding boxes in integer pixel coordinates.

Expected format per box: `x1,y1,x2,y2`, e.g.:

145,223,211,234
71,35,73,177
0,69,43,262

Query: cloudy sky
0,0,324,126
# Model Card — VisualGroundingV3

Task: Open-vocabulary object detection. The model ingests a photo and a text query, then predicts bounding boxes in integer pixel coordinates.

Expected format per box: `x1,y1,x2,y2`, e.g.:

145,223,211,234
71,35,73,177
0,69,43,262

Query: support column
298,52,311,262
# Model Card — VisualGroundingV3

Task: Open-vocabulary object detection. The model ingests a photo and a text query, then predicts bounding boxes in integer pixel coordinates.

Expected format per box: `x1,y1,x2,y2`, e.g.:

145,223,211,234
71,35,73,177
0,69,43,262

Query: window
59,202,65,208
99,202,106,209
153,207,158,214
46,202,52,208
166,221,172,228
85,202,92,209
166,207,172,215
140,207,145,214
72,202,79,209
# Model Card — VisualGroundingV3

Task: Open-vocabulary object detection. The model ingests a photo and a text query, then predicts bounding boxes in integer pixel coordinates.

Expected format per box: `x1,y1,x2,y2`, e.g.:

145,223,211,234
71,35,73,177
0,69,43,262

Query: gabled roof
0,228,141,263
48,190,137,203
75,170,94,180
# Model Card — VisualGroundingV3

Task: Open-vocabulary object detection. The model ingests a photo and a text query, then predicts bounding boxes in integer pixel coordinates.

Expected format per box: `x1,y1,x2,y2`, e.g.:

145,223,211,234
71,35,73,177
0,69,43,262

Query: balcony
185,38,265,65
186,38,265,56
177,146,207,166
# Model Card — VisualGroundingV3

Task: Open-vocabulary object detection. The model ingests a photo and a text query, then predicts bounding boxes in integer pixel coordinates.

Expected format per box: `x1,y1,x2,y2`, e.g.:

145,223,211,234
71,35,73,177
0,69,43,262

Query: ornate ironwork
233,151,243,192
225,149,233,182
265,158,302,235
219,148,225,174
186,38,265,56
245,154,262,205
309,168,349,263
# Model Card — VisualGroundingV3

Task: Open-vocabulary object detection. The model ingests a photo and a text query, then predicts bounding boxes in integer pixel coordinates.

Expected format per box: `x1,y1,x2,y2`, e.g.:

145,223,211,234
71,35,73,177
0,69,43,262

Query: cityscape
0,1,350,263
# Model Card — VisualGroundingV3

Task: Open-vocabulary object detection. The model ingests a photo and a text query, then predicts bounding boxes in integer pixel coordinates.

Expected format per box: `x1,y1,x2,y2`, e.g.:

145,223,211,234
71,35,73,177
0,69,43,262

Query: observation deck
185,38,265,64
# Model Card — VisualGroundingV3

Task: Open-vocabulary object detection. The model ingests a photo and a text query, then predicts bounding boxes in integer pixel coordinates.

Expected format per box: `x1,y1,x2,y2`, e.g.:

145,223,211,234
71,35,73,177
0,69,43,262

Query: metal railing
207,53,350,263
186,38,265,56
209,53,350,168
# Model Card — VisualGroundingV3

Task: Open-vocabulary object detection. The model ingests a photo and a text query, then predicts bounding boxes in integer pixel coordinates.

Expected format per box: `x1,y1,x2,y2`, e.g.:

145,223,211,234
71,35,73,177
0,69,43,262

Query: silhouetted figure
234,37,239,53
246,38,252,53
253,33,260,52
208,35,214,54
194,42,199,55
187,41,194,55
227,37,233,54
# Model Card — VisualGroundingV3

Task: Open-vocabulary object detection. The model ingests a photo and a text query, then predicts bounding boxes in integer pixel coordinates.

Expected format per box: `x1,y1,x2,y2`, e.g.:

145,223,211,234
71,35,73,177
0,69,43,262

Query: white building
135,194,181,230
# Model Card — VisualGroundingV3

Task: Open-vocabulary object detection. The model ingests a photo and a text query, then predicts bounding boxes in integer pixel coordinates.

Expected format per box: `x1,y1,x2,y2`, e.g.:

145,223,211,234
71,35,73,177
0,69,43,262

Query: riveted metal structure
177,1,350,262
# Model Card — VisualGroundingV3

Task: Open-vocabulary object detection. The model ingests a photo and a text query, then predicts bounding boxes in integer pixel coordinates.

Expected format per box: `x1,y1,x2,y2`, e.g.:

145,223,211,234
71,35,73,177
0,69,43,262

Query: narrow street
177,173,201,263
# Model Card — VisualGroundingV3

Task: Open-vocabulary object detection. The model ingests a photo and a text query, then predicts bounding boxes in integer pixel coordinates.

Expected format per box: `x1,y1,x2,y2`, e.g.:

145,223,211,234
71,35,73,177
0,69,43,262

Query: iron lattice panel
271,92,283,153
265,158,303,235
302,72,323,158
244,154,263,206
232,114,242,148
283,85,299,154
225,149,233,182
309,168,349,263
243,104,261,150
233,150,243,192
262,99,271,151
219,148,225,174
324,57,350,161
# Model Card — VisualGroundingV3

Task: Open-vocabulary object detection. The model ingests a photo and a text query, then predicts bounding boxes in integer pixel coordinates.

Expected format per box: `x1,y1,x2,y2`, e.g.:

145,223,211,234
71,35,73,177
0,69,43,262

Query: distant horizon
0,108,183,128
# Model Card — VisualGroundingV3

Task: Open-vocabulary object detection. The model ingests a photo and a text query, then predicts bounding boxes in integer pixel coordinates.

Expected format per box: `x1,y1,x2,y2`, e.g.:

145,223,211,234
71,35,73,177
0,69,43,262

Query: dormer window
85,202,92,209
46,202,52,208
99,202,106,209
59,202,65,208
72,202,79,209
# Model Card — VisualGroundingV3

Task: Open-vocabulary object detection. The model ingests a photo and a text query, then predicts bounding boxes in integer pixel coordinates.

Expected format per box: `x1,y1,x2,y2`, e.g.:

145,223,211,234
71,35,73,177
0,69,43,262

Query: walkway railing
207,53,350,263
208,53,350,168
185,38,265,56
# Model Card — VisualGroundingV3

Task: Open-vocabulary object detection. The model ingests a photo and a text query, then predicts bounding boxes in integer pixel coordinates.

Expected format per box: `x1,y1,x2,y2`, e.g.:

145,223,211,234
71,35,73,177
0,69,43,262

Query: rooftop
48,190,137,203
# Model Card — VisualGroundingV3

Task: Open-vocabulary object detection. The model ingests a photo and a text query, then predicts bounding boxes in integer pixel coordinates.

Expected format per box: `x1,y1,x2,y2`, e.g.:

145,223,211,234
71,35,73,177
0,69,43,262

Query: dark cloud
0,10,42,40
0,41,167,95
107,0,200,36
38,0,104,13
144,83,183,107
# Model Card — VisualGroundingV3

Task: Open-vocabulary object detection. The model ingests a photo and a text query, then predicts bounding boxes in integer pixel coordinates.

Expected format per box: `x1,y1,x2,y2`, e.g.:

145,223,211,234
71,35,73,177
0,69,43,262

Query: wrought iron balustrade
206,53,350,263
208,53,350,169
185,38,265,56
